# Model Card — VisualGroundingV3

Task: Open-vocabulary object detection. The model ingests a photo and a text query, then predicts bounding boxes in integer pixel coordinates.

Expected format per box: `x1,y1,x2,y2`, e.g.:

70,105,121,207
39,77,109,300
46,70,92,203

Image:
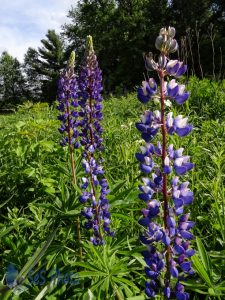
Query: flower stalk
79,36,113,245
57,51,82,256
136,27,195,299
159,70,171,285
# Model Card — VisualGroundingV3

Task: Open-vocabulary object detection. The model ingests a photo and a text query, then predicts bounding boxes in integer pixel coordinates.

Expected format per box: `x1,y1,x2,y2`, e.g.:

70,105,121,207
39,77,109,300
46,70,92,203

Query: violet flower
136,27,195,299
57,51,80,185
78,36,113,245
57,51,80,149
138,78,157,103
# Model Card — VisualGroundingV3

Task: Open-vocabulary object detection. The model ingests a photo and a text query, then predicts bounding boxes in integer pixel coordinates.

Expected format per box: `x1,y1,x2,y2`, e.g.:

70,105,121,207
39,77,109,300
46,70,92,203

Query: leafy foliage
0,52,26,107
0,77,225,299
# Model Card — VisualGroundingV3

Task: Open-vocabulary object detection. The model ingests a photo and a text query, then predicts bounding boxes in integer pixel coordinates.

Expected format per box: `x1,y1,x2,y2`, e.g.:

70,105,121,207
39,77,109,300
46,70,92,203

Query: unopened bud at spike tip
67,51,75,70
86,35,94,53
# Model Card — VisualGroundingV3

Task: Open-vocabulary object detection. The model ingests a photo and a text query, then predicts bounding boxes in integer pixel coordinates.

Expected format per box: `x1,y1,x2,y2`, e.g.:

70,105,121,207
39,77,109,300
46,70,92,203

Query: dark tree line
0,0,224,107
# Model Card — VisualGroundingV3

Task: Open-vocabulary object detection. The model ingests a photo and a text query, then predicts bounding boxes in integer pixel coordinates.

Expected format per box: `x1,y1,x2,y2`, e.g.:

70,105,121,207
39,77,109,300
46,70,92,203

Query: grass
0,77,225,299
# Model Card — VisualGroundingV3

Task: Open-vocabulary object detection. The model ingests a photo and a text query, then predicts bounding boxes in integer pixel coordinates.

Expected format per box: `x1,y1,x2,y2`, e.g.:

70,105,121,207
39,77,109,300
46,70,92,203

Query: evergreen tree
23,47,42,102
0,52,25,107
34,29,66,102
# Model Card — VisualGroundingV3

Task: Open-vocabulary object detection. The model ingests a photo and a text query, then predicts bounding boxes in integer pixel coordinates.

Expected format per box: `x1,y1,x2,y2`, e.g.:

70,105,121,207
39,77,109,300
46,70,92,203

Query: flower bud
144,52,158,71
155,27,178,54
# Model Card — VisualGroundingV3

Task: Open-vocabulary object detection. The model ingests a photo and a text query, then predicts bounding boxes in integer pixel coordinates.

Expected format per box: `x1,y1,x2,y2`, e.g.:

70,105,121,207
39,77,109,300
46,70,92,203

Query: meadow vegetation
0,77,225,299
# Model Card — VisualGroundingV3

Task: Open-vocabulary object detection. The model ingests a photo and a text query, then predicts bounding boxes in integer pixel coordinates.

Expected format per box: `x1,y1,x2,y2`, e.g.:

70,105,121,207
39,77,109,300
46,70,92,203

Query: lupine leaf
192,254,213,287
196,237,213,279
76,271,106,278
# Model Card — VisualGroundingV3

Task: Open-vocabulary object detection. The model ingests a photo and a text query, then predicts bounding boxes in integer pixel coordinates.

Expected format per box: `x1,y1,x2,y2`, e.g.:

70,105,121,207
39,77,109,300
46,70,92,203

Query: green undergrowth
0,77,224,299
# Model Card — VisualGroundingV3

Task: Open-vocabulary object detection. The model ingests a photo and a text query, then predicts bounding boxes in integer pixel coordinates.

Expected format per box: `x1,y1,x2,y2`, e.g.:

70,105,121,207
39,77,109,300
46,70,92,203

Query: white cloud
0,0,77,62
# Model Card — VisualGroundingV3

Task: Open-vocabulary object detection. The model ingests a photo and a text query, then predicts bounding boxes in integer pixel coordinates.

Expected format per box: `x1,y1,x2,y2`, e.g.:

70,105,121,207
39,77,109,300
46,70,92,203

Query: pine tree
0,52,25,107
23,47,42,102
33,30,66,103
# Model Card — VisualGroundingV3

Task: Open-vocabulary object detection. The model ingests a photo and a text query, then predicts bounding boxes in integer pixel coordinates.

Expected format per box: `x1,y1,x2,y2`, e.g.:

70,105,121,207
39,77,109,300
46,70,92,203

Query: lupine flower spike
57,52,83,259
136,27,195,299
78,36,114,245
57,51,80,184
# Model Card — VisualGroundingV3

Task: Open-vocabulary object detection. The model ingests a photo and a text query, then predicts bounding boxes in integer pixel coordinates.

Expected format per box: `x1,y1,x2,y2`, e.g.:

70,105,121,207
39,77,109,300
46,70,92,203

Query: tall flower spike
136,27,194,299
57,51,80,184
57,51,83,258
79,36,113,245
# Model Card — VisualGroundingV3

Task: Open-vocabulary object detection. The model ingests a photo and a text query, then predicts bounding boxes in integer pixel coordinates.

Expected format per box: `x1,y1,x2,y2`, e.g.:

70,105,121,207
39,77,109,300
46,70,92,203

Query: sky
0,0,77,62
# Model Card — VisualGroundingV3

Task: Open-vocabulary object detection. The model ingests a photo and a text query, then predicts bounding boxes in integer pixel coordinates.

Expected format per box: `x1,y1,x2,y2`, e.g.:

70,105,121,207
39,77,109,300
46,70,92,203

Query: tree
23,48,42,102
32,30,66,102
64,0,225,89
168,0,225,78
63,0,170,92
0,52,25,107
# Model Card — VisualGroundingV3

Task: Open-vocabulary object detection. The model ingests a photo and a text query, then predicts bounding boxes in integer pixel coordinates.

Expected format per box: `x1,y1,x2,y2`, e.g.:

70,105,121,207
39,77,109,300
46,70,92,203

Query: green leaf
76,271,106,278
71,262,103,272
0,192,15,208
109,180,126,196
196,237,212,278
16,227,58,283
0,221,24,239
84,289,95,300
192,254,213,287
126,295,145,300
34,285,49,300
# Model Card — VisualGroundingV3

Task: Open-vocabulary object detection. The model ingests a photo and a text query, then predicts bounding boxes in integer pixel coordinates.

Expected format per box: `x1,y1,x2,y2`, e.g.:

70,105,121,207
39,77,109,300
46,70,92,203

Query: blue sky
0,0,77,62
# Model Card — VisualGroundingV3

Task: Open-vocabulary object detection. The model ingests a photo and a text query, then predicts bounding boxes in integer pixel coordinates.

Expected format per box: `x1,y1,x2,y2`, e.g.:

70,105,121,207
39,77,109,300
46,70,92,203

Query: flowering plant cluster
136,27,195,299
57,36,113,245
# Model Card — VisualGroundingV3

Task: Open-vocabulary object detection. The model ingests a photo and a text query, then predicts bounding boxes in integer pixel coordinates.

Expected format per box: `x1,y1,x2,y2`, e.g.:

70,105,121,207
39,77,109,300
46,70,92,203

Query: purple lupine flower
136,110,161,142
135,27,194,299
166,113,193,137
78,36,113,245
57,51,80,149
138,78,157,103
166,60,187,77
167,79,190,105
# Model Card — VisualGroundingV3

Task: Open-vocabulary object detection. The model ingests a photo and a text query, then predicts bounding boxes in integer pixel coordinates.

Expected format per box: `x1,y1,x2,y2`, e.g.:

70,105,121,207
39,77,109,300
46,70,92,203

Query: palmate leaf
73,240,141,299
